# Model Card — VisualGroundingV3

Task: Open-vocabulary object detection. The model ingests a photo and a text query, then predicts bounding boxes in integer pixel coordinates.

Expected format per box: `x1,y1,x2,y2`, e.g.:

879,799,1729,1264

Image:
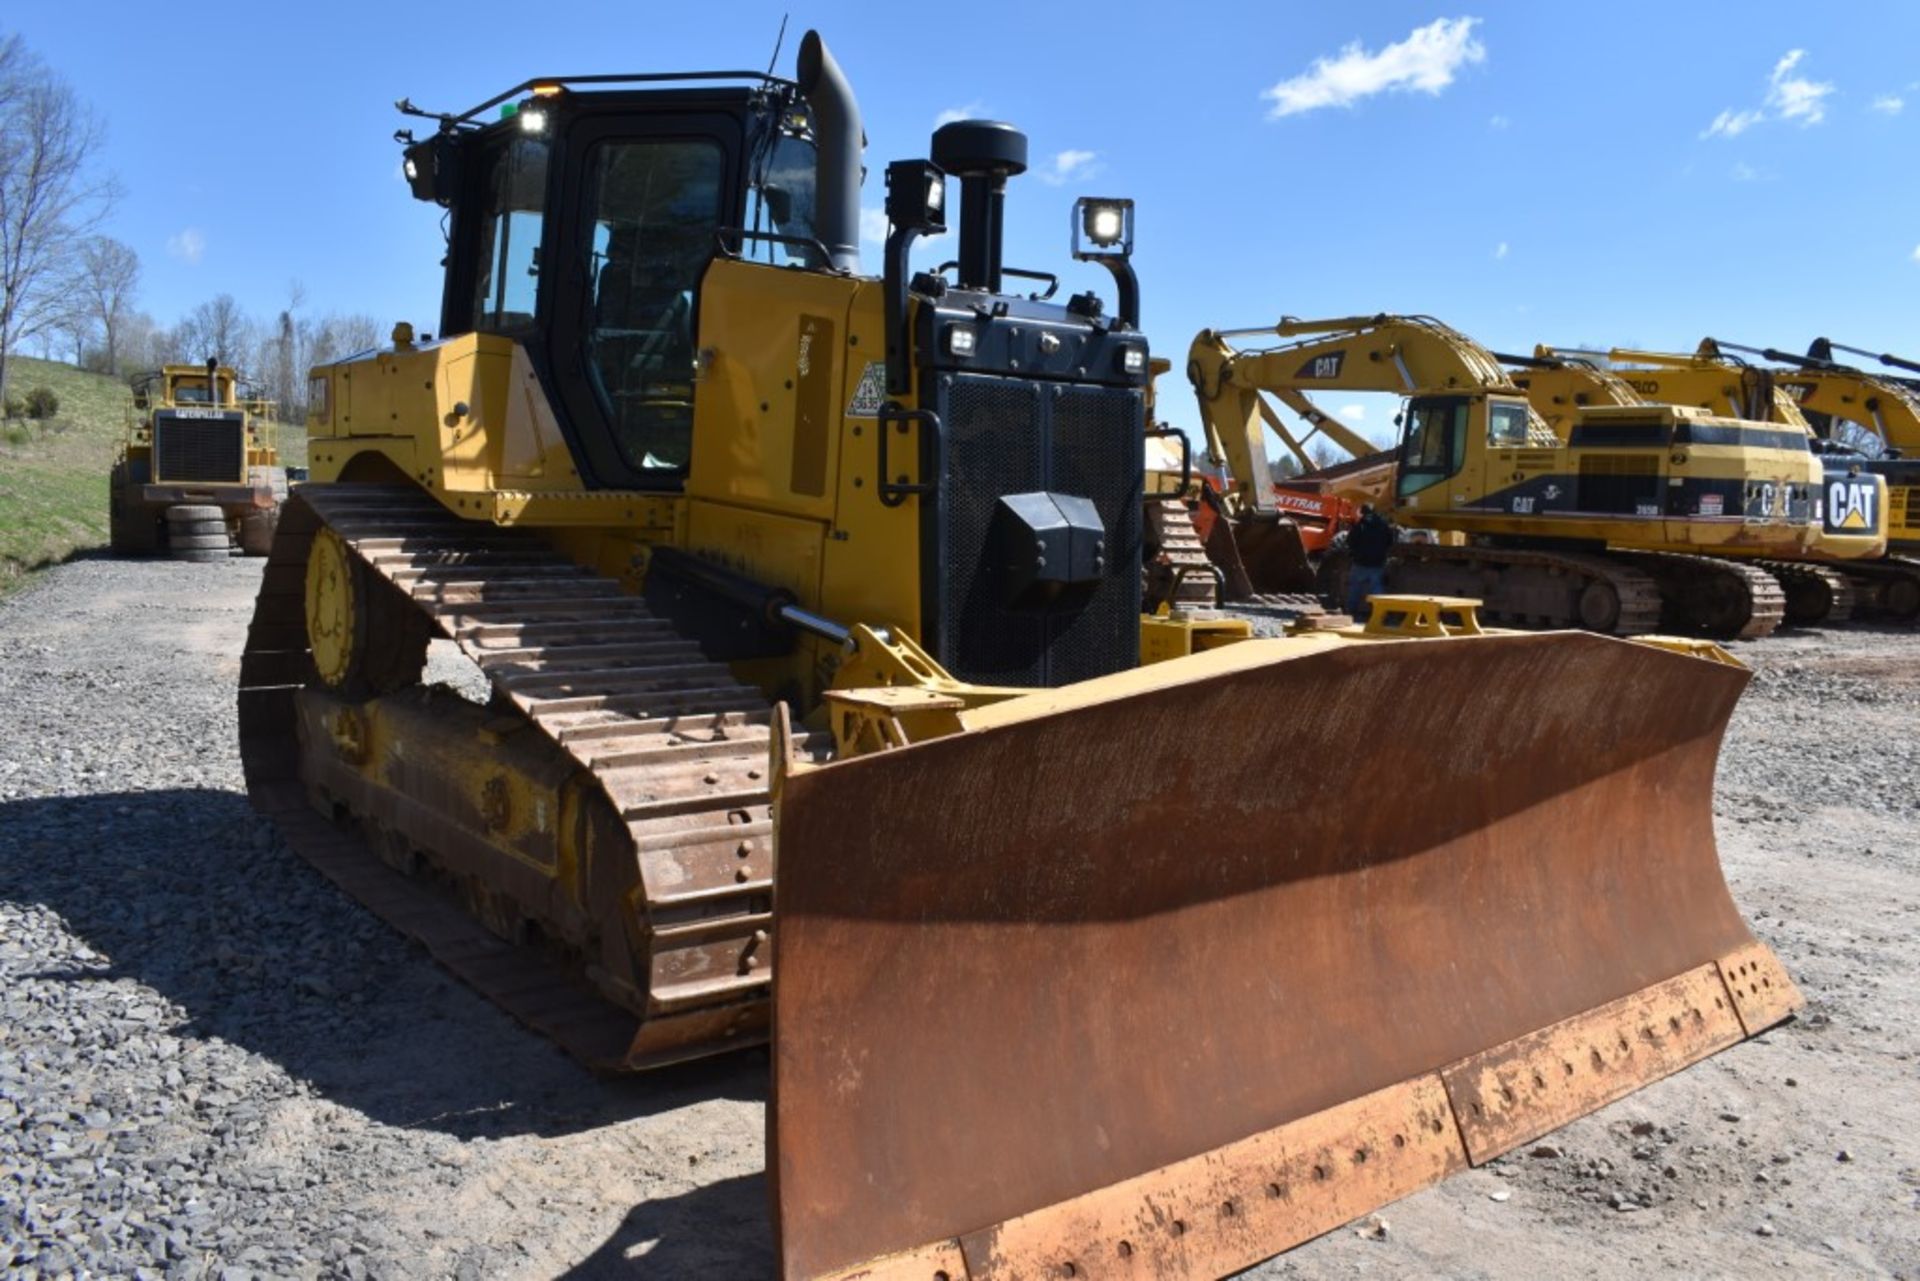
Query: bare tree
173,293,249,368
73,234,138,373
0,35,116,406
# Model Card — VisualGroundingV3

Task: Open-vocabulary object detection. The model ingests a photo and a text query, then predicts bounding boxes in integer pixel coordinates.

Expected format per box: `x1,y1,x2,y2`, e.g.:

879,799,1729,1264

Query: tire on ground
109,466,162,555
171,549,231,563
166,504,225,524
238,507,279,556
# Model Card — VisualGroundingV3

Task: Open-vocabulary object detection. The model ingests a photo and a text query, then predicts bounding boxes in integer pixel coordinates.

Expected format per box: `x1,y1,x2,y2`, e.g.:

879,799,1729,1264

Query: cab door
1394,395,1473,516
544,110,746,490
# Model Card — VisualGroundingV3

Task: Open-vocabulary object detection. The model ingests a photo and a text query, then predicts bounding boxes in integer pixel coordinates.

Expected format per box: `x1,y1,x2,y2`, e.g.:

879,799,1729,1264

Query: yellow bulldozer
110,359,285,560
238,35,1801,1279
1189,314,1887,639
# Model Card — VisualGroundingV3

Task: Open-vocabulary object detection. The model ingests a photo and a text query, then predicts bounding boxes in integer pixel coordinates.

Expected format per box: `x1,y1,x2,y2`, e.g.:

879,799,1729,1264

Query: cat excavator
1188,313,1867,638
1516,342,1912,622
1704,340,1920,592
237,38,1800,1280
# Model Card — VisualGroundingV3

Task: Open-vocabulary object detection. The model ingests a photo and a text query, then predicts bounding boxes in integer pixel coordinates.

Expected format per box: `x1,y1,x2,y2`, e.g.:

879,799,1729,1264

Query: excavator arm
1709,340,1920,454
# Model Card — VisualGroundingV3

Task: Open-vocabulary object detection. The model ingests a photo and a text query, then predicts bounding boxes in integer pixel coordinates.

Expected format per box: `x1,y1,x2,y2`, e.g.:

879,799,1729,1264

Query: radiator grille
153,413,246,483
933,374,1143,687
1575,452,1661,514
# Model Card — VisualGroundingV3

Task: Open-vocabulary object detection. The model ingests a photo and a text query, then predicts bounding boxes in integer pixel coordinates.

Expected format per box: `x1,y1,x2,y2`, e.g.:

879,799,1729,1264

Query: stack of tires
164,505,233,563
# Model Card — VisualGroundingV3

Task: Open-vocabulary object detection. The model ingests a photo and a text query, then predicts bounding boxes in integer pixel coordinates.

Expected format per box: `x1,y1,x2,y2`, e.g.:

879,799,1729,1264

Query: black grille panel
931,374,1144,687
153,413,245,483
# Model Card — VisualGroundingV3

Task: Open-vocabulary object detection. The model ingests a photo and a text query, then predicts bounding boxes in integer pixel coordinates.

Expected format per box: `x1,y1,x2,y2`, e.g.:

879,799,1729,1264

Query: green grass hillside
0,356,305,595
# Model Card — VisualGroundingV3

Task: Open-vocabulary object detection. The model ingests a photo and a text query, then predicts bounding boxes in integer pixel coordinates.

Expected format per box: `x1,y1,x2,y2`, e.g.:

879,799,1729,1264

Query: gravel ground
1,554,1916,1279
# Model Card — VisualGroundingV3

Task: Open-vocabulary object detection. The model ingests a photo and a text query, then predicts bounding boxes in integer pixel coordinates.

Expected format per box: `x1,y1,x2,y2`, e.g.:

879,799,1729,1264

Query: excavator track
238,483,819,1070
1619,553,1787,641
1391,543,1666,634
1756,560,1856,626
1832,554,1920,623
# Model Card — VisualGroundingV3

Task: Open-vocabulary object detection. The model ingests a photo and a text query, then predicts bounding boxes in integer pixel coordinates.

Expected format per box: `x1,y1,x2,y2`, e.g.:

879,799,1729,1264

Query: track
1832,554,1920,623
1757,560,1855,626
1144,498,1221,608
238,483,819,1070
1621,554,1786,641
1391,544,1666,634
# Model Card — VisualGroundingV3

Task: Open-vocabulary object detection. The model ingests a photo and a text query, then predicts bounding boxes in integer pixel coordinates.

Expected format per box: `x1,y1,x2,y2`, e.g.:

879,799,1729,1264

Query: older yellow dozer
111,360,284,559
237,32,1800,1279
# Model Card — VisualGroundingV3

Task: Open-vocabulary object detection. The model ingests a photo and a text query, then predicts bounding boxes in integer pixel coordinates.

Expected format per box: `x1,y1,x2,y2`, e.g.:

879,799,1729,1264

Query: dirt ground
1,556,1916,1279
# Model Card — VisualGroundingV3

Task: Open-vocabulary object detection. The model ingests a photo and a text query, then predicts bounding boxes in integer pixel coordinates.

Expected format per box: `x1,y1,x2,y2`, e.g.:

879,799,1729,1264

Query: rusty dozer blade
771,630,1799,1280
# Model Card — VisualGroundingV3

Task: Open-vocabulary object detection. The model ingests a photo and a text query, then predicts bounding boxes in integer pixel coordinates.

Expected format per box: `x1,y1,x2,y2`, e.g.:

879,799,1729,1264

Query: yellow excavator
1516,342,1913,622
1703,339,1920,614
238,38,1800,1280
1188,313,1874,638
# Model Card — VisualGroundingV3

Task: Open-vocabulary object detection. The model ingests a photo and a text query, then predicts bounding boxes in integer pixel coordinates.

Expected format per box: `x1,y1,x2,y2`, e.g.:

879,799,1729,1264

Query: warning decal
845,361,888,418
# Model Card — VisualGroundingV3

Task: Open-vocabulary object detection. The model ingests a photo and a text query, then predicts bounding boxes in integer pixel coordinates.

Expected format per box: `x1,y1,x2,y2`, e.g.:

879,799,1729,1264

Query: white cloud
1488,113,1510,130
935,101,988,128
1701,108,1763,139
1493,241,1508,260
1911,244,1920,265
1769,50,1832,124
1701,48,1833,138
1036,149,1100,186
1262,16,1486,119
1337,403,1367,422
166,228,206,264
1729,161,1774,182
1871,94,1904,115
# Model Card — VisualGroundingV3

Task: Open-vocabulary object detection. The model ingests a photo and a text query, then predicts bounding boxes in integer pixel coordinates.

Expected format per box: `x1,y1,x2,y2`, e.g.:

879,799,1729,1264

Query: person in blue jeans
1344,504,1394,621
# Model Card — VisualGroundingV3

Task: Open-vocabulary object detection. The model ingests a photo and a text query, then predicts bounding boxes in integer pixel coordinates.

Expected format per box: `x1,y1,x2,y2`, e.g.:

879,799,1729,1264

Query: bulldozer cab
410,79,821,490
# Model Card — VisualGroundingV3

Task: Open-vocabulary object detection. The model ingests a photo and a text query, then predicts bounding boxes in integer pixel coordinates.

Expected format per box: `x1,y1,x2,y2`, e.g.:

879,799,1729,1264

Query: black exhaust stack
795,31,862,274
932,120,1027,293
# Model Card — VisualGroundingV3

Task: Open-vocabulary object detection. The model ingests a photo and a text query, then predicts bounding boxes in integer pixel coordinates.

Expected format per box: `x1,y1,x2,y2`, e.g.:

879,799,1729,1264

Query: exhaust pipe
795,31,862,274
932,119,1028,293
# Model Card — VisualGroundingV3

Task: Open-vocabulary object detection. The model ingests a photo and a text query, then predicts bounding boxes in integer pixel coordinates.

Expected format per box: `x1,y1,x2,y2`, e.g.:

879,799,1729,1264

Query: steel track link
1831,554,1920,623
239,483,820,1069
1145,499,1221,606
1756,560,1857,626
1391,544,1665,634
1619,553,1787,641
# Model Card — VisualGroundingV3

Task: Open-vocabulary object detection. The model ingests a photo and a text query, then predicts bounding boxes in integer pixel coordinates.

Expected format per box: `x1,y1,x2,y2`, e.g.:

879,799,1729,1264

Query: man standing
1344,504,1394,621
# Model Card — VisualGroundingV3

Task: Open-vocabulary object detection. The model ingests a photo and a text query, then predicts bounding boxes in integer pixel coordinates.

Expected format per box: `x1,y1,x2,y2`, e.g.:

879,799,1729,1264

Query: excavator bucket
771,630,1798,1280
1226,514,1317,593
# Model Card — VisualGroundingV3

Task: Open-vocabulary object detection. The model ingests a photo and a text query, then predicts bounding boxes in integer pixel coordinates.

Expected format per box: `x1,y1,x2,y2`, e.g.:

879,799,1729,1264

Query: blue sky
13,1,1920,446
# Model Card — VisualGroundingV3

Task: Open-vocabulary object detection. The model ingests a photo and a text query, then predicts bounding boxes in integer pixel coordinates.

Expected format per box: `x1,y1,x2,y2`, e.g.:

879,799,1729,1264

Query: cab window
746,132,823,269
471,137,550,333
584,138,726,473
1488,401,1531,447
